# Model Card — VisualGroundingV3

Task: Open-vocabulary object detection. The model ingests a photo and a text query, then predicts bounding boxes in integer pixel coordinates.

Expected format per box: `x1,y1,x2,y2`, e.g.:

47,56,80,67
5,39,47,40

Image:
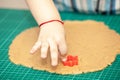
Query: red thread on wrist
39,20,64,28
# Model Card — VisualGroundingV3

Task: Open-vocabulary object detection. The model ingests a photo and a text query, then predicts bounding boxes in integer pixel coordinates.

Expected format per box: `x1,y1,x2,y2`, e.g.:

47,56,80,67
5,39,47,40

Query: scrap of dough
9,20,120,74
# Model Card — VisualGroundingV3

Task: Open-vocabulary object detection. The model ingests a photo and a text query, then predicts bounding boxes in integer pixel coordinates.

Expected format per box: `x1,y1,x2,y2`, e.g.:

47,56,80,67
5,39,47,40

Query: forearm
26,0,61,25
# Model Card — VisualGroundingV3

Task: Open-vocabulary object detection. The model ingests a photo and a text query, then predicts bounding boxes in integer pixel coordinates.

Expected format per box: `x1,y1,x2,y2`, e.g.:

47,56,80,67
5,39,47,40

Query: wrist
39,20,64,28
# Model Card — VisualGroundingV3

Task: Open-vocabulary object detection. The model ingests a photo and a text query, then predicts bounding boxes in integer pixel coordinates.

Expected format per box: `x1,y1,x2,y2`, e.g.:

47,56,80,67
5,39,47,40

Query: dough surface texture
9,20,120,74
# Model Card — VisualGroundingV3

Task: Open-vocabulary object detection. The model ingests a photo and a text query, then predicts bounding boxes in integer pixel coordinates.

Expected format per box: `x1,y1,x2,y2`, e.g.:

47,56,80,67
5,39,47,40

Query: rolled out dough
9,20,120,74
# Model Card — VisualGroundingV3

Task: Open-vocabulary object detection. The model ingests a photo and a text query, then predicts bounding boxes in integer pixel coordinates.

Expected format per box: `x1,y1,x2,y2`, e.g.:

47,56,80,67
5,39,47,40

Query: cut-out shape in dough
9,20,120,74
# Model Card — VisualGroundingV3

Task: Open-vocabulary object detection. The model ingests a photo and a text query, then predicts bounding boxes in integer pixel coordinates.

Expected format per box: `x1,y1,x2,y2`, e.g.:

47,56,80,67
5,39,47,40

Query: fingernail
62,57,67,62
60,56,67,62
41,55,47,59
52,62,57,66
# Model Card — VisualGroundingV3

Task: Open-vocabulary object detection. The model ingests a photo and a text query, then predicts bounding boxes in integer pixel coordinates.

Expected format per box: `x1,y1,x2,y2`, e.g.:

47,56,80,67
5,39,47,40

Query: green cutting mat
0,9,120,80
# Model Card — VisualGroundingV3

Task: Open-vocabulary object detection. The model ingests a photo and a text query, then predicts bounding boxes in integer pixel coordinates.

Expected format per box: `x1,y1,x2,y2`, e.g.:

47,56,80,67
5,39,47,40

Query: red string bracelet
39,20,64,28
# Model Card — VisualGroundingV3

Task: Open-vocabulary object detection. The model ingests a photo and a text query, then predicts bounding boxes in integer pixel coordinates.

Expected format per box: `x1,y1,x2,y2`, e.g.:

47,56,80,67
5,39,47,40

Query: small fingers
41,42,49,59
58,38,67,61
30,41,41,54
48,38,58,66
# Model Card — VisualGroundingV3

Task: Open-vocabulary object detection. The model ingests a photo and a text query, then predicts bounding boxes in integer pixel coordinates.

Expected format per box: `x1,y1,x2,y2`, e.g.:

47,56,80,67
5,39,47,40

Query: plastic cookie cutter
62,55,78,67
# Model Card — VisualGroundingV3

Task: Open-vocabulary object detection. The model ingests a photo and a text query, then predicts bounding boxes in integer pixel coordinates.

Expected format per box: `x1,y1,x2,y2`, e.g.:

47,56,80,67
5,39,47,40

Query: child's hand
30,22,67,66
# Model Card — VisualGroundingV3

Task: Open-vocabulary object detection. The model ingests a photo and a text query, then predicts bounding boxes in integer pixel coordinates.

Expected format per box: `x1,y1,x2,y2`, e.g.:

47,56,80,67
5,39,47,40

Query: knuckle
51,52,58,58
56,36,63,43
41,47,47,53
52,55,57,61
51,48,57,53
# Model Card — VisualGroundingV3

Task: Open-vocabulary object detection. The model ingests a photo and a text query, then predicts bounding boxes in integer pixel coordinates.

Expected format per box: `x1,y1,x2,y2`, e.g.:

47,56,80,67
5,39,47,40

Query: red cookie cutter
62,55,78,67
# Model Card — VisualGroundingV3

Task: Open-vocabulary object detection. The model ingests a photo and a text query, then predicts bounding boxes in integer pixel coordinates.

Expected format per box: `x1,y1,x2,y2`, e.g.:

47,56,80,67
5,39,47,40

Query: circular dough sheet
9,20,120,74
